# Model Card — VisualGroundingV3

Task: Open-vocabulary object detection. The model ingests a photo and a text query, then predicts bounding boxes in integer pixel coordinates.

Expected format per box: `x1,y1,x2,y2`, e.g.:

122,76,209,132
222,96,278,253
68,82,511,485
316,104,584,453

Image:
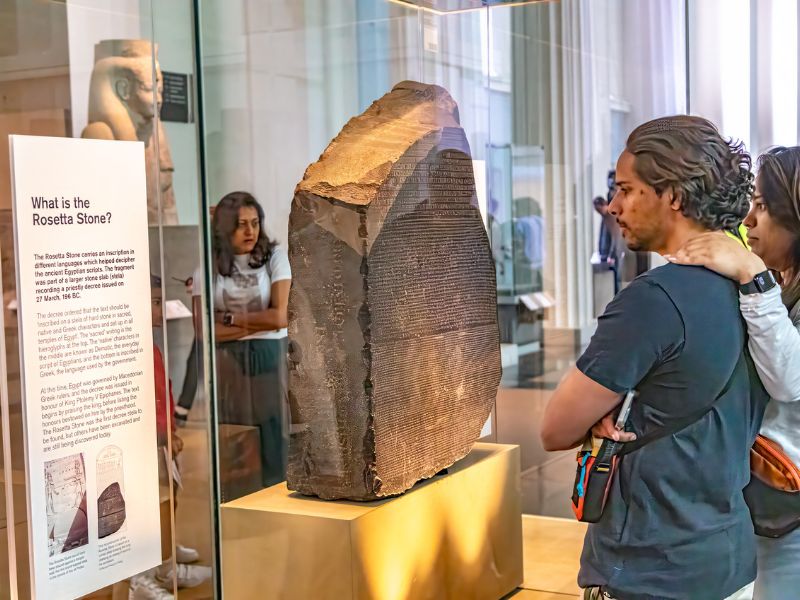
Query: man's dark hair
212,191,277,277
592,195,606,207
626,116,753,230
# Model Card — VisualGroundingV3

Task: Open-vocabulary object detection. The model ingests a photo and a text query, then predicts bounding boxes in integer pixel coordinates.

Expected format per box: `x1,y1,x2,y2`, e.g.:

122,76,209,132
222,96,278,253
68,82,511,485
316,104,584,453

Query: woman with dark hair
670,146,800,598
212,191,291,499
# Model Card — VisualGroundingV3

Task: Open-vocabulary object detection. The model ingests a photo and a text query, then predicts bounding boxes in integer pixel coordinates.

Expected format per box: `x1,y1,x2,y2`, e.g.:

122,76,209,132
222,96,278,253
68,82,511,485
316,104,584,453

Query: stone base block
221,443,522,600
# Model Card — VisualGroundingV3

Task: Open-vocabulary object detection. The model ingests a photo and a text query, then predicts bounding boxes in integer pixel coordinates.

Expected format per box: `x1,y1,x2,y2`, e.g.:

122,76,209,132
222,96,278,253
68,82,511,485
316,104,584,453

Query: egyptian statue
82,39,178,225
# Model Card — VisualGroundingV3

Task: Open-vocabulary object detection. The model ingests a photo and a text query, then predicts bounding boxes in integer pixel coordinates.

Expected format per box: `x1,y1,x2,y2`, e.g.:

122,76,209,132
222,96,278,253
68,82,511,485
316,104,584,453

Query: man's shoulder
630,264,741,341
601,269,681,326
612,263,733,321
636,263,735,295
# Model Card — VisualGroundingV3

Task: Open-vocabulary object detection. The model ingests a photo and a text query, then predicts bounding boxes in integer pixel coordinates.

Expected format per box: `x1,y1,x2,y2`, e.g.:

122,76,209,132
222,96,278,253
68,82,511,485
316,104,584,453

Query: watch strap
739,270,777,295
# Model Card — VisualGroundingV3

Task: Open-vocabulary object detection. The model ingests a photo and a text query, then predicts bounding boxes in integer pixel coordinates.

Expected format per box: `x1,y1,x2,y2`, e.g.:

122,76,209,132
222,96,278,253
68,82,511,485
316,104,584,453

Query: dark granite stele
286,81,501,501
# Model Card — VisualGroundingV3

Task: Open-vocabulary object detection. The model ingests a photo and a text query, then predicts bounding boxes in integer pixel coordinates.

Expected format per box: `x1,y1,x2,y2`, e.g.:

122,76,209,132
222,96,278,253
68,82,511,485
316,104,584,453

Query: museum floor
497,345,581,519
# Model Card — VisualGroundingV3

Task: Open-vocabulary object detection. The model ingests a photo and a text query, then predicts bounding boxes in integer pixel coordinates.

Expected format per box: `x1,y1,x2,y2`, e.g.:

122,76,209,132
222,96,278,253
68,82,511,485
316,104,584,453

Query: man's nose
608,191,621,216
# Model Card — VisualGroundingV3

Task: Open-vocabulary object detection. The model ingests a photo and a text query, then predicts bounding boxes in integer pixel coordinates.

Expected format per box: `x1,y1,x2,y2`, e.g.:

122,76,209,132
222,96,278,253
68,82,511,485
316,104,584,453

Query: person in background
174,272,202,426
128,275,211,600
593,189,624,294
668,146,800,599
212,191,291,499
541,116,767,600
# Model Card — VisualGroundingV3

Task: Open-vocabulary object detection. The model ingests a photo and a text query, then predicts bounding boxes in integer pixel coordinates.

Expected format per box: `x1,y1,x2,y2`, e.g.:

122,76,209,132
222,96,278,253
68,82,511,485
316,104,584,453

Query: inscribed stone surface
287,81,501,500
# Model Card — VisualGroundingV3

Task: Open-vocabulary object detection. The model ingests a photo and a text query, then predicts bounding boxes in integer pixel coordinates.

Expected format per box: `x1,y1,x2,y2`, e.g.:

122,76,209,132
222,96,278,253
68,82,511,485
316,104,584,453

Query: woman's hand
591,413,637,442
665,232,766,284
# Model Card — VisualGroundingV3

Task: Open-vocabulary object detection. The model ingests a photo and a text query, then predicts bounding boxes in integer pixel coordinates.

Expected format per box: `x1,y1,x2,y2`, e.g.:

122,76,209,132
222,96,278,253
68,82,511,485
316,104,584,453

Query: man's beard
619,224,653,253
625,239,645,252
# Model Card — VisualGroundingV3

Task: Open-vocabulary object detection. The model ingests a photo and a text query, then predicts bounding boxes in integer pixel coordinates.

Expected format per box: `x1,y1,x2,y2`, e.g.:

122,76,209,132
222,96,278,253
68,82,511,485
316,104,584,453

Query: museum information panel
8,135,161,599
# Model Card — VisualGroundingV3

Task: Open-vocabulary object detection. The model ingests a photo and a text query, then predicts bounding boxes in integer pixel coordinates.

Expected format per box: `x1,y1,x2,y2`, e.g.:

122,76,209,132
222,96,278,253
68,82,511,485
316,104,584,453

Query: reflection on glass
0,1,215,598
212,192,291,502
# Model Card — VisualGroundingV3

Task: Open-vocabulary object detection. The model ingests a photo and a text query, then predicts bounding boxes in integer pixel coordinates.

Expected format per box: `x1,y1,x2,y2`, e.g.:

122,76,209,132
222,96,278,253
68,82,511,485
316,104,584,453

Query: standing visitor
541,116,767,600
212,191,291,500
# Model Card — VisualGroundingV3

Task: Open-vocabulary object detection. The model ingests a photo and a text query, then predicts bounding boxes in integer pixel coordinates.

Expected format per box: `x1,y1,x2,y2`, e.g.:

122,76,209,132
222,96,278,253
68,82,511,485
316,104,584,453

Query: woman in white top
212,191,292,500
669,146,800,599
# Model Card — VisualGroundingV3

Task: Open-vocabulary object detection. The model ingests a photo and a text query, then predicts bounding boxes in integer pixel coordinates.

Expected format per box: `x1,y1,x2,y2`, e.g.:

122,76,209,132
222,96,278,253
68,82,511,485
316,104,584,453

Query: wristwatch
739,270,778,295
223,311,235,327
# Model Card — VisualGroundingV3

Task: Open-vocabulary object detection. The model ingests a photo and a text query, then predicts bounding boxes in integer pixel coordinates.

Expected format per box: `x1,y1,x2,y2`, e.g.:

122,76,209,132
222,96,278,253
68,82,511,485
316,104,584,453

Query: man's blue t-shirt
576,263,767,600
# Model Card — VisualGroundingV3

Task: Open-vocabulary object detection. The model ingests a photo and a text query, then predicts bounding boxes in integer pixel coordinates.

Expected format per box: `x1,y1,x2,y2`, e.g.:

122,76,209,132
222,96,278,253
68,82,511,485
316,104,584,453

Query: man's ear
665,187,683,212
114,77,130,101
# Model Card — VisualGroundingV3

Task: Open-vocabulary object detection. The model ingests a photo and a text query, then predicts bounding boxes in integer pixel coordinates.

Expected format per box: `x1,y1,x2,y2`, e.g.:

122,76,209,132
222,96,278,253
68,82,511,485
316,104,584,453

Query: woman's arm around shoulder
740,286,800,402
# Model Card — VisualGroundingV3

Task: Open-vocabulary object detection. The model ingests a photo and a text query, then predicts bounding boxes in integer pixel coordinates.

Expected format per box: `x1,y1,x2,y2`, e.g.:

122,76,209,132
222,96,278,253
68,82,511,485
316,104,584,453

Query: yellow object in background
725,223,750,249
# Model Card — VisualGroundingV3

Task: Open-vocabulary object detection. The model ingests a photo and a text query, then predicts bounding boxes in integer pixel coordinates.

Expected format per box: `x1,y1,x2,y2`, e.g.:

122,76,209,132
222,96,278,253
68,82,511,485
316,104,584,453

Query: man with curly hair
541,116,768,599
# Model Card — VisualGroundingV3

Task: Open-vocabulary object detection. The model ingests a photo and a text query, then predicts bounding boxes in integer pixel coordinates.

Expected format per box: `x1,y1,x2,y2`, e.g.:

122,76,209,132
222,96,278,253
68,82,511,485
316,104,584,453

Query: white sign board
7,135,161,599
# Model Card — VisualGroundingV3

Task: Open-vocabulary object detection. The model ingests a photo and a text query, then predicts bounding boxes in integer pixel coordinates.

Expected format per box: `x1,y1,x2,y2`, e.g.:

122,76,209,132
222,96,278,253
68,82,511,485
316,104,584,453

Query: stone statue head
85,40,163,141
114,58,162,121
82,39,178,225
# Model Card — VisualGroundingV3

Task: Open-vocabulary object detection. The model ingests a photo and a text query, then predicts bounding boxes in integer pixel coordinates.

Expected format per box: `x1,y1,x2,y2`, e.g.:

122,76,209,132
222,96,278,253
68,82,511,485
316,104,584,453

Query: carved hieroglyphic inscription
287,81,501,500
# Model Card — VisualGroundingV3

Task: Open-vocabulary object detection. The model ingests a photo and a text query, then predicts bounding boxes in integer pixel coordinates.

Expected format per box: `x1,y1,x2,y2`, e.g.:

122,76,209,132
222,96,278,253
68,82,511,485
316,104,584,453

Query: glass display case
489,144,546,298
489,143,549,347
0,2,214,598
4,0,771,596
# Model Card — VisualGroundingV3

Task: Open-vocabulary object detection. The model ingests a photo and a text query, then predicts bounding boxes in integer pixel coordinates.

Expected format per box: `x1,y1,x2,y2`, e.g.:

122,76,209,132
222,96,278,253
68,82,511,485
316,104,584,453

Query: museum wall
152,0,201,226
0,1,71,212
198,0,491,248
688,0,800,156
0,4,71,594
66,0,201,226
507,0,686,336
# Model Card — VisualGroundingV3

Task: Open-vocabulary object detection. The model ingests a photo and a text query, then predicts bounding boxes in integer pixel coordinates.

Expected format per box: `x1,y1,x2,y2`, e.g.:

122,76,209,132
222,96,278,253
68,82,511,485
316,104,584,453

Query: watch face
755,271,776,292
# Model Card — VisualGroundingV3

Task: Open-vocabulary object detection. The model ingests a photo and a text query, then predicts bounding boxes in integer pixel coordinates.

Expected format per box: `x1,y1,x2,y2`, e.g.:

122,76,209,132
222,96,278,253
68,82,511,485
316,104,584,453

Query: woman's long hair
757,147,800,308
212,191,277,277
